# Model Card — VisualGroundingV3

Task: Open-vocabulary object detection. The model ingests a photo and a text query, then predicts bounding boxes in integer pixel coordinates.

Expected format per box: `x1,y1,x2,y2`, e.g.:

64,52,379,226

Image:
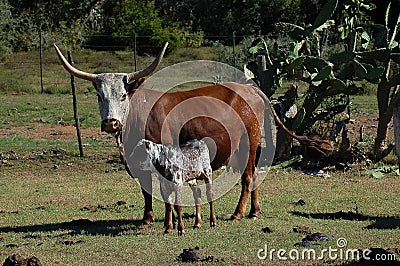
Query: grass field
0,49,399,265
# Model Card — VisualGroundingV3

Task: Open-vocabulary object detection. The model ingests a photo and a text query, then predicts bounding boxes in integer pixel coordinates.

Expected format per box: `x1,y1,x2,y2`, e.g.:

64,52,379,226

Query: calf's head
131,139,157,170
53,43,168,135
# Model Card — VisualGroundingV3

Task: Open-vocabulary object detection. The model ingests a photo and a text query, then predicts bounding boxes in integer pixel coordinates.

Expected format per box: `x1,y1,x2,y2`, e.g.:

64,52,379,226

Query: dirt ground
347,111,394,141
0,110,394,144
0,124,110,142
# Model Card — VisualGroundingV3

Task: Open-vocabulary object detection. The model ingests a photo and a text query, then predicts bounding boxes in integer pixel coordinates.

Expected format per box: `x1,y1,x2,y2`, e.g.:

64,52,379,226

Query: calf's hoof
178,230,185,237
210,222,217,228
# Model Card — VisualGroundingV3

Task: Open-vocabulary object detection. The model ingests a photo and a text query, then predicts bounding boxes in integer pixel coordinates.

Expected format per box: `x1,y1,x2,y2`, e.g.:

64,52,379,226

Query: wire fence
0,33,252,94
83,34,248,51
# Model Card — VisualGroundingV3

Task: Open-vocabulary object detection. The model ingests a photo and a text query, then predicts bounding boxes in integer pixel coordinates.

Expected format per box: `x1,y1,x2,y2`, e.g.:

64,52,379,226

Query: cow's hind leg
231,136,259,221
249,167,261,219
231,169,252,221
190,185,203,229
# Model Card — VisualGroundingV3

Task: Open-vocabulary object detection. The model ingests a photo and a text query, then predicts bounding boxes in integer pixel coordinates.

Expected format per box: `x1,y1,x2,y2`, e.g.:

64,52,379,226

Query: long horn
127,42,168,83
53,44,97,82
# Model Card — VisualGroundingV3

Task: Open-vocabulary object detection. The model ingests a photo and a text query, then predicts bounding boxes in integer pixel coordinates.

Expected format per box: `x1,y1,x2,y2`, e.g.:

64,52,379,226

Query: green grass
0,97,399,265
350,95,379,114
0,93,99,129
0,155,399,265
0,49,399,265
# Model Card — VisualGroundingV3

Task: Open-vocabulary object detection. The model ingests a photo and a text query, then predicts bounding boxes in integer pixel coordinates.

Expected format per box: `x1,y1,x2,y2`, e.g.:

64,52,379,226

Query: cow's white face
94,75,145,134
94,73,131,134
53,42,167,136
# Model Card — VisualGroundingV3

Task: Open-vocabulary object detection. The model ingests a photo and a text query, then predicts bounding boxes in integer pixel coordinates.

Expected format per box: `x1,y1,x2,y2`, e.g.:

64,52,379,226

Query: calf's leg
205,182,216,227
174,185,184,236
190,186,203,229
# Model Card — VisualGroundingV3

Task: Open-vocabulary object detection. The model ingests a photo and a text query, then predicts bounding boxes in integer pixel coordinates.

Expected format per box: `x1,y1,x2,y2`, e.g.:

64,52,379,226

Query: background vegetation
3,0,399,56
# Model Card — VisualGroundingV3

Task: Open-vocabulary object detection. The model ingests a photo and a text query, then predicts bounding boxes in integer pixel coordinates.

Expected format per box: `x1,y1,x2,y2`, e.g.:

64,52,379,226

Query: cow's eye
121,93,127,101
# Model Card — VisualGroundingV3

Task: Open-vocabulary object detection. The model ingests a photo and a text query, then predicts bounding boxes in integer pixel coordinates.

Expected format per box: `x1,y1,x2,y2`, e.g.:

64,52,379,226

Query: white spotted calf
135,139,216,236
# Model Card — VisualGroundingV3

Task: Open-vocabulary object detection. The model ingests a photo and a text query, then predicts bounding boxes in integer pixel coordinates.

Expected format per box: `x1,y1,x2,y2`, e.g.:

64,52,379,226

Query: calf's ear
144,140,151,151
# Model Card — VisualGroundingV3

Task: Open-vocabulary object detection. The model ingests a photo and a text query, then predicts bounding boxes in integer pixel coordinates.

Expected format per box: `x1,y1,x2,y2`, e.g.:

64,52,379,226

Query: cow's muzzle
101,119,122,133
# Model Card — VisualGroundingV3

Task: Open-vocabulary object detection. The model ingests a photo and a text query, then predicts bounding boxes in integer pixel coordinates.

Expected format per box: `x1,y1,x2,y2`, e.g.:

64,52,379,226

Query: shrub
0,0,15,60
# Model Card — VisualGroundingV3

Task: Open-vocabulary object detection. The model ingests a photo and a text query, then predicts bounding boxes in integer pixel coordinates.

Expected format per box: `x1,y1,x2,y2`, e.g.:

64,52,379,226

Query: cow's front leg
137,171,154,225
160,182,174,234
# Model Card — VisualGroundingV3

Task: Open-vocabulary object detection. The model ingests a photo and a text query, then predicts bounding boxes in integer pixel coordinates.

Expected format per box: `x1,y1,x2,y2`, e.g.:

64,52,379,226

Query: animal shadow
290,211,400,229
0,219,144,238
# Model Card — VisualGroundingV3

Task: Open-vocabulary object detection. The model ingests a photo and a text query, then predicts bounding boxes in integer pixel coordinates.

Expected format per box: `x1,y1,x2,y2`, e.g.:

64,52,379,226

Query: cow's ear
128,78,146,93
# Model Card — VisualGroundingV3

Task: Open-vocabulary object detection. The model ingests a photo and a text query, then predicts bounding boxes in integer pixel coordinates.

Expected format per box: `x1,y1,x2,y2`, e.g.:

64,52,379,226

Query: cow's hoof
248,215,258,220
178,231,185,237
193,225,201,230
142,211,154,225
248,212,260,220
230,214,242,222
210,223,216,228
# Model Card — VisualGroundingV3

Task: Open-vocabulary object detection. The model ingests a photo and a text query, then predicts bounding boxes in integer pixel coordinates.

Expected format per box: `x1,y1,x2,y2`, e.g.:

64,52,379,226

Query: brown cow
54,43,327,228
122,81,267,224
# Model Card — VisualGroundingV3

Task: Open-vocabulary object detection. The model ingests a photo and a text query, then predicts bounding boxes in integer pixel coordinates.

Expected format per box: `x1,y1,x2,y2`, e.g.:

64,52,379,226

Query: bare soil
0,109,393,144
346,111,393,142
0,123,110,142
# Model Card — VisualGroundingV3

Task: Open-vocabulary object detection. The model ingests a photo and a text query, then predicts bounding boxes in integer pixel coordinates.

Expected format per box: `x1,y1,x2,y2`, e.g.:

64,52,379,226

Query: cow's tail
254,86,332,156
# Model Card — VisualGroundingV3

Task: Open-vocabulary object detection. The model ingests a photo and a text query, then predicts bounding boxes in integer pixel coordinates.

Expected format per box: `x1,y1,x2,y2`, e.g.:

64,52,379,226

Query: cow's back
123,82,264,171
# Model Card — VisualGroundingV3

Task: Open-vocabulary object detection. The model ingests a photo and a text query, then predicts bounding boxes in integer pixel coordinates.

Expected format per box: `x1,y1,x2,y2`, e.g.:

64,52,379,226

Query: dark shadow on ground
290,211,400,230
0,218,144,237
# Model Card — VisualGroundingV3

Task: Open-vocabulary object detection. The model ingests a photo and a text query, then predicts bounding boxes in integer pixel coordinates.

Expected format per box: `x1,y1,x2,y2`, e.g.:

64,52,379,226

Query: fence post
257,55,267,93
67,51,84,157
232,32,237,68
320,28,328,57
39,30,44,93
134,33,137,71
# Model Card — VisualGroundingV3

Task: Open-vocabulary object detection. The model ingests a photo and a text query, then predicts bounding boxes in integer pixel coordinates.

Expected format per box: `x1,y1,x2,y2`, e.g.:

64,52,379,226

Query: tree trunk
374,68,394,161
393,94,400,167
